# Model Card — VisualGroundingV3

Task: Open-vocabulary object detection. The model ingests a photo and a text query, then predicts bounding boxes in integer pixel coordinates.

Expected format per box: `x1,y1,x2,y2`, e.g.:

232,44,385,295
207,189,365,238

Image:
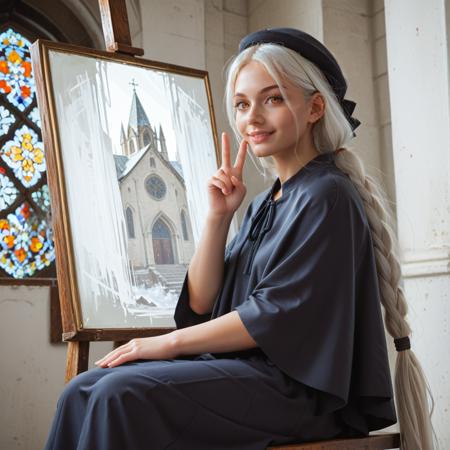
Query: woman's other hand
207,132,248,217
94,334,178,368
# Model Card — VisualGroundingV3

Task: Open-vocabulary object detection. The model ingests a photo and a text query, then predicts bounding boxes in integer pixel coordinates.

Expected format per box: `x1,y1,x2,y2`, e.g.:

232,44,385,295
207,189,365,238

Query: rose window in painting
145,174,167,200
0,27,55,279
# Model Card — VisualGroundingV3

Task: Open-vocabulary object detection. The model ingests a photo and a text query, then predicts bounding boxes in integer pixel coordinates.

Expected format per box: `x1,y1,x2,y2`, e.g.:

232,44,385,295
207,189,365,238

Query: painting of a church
113,85,195,306
29,45,221,329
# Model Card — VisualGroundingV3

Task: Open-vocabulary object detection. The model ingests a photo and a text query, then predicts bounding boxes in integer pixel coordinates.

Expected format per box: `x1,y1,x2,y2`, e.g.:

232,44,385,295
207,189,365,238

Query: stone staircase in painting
149,264,188,292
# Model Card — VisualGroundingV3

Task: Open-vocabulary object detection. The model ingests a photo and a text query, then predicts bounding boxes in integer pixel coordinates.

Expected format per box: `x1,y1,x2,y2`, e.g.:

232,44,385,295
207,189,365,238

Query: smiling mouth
248,131,274,143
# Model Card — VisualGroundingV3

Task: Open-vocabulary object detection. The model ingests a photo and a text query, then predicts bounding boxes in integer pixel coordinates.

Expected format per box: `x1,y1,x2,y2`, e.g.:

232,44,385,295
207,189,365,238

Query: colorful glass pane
0,28,35,111
31,184,51,212
28,106,41,128
0,28,54,278
0,201,54,278
0,166,19,210
1,125,45,187
0,105,15,136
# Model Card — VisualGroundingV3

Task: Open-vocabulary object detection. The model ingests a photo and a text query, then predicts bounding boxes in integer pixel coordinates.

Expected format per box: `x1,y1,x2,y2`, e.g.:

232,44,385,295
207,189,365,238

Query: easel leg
65,341,89,383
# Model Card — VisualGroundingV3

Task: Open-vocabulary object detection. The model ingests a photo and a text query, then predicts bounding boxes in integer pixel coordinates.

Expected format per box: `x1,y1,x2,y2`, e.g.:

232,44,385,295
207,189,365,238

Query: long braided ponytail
334,148,436,450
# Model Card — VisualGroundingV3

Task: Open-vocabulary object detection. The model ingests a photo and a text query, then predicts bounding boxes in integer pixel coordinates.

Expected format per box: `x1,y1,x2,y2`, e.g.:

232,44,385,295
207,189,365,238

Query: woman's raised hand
207,132,248,217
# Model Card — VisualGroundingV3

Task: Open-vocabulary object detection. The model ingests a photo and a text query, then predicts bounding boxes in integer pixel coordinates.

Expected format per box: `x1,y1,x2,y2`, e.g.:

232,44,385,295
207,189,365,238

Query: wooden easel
62,0,154,382
98,0,144,57
30,0,214,384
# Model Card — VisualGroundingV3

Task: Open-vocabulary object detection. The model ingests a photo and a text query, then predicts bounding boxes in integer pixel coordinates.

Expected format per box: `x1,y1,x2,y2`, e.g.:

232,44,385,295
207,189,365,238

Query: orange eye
234,101,248,110
267,95,284,104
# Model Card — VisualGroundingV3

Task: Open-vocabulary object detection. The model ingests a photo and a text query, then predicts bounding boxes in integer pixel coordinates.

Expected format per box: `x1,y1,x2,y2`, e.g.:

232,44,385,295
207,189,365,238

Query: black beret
238,28,361,135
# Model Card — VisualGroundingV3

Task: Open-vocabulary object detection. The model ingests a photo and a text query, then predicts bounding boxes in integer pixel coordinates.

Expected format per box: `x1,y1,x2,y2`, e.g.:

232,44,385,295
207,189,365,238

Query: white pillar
385,0,450,447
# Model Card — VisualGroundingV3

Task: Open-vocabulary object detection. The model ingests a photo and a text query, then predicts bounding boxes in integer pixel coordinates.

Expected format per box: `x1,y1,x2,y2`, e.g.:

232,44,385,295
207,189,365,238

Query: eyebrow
233,84,285,98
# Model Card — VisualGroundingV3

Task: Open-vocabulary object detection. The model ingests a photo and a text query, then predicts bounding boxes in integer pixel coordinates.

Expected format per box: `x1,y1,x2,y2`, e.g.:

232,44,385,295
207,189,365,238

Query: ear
308,92,325,124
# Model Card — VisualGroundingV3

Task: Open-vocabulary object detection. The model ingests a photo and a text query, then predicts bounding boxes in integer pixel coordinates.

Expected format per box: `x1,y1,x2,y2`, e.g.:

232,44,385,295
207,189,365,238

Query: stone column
385,0,450,446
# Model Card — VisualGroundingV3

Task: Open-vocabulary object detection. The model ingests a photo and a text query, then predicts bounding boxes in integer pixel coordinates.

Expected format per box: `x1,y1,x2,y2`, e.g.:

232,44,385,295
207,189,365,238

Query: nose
246,102,265,125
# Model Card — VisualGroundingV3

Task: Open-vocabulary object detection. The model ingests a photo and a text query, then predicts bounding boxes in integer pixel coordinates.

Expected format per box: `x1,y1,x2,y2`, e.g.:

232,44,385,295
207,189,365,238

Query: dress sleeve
173,234,238,329
234,176,392,417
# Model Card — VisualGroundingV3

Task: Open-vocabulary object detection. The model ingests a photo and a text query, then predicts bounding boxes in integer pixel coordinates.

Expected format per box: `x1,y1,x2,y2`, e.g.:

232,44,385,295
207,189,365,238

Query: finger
95,343,131,366
94,347,124,364
209,177,230,194
96,351,123,367
95,351,116,365
221,132,231,169
231,175,246,193
106,350,135,368
214,169,233,192
233,139,248,174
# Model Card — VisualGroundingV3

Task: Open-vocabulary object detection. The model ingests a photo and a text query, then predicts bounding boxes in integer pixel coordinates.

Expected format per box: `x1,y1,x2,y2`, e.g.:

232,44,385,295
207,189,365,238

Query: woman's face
233,60,321,161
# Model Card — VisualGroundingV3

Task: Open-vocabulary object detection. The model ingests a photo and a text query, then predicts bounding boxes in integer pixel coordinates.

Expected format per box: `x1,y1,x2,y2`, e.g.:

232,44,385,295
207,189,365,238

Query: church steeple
128,80,151,132
126,78,154,155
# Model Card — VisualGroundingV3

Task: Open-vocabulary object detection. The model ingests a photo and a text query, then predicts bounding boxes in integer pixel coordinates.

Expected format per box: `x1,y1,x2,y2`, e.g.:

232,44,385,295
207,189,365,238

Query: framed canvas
30,40,236,340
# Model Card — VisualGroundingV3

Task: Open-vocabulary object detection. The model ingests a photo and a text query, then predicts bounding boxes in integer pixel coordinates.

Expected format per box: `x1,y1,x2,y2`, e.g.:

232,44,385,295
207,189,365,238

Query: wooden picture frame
30,39,230,342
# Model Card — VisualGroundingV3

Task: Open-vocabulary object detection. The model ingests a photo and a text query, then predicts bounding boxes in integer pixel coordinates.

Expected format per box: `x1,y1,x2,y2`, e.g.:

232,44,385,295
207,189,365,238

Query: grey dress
44,152,396,450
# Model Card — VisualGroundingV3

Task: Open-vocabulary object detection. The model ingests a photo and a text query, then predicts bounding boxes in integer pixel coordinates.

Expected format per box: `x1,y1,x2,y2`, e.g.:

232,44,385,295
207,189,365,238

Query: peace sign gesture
207,132,248,217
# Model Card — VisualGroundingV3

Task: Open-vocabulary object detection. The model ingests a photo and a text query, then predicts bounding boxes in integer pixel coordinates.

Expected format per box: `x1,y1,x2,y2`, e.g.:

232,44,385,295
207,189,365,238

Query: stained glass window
145,174,166,200
0,27,55,278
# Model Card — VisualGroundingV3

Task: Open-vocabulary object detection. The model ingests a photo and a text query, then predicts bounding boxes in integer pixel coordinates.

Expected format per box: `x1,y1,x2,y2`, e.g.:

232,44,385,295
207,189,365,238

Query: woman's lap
45,355,343,450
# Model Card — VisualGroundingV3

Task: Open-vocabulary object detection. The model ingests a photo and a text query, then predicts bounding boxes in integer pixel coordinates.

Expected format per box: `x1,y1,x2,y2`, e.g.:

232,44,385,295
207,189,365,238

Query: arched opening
180,210,189,241
0,3,100,280
152,218,174,264
129,139,135,155
125,207,135,238
143,129,151,147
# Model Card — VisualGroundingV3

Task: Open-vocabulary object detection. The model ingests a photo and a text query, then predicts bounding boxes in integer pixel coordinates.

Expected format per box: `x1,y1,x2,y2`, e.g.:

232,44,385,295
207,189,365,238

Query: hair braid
334,149,436,450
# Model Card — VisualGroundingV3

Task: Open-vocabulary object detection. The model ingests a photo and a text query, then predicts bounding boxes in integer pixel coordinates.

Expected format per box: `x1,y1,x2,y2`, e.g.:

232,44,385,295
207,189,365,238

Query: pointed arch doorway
152,218,175,264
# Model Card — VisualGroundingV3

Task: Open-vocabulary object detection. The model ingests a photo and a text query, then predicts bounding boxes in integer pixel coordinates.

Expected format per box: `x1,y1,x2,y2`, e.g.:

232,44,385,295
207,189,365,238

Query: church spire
127,78,151,133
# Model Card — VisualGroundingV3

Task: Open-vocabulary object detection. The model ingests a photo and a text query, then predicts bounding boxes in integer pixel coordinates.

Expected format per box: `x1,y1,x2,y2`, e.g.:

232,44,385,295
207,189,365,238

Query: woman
45,28,435,450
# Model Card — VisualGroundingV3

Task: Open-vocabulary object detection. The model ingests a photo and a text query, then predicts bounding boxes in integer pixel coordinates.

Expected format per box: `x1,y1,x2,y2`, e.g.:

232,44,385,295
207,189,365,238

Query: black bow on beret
239,28,361,136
